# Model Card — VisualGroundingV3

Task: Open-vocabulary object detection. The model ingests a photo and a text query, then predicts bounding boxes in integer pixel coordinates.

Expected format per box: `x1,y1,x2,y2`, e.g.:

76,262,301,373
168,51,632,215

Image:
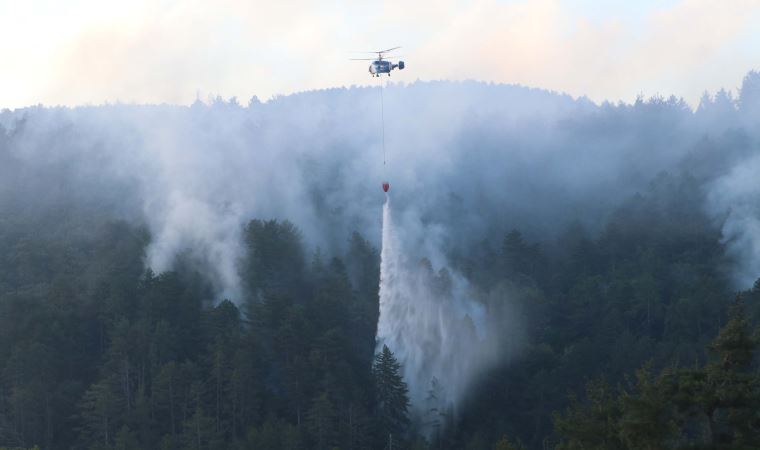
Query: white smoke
6,75,760,425
4,74,760,301
707,154,760,288
701,72,760,289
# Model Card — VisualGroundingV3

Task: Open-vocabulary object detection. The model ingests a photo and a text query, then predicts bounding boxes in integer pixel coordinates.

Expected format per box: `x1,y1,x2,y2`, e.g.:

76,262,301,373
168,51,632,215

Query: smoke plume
3,74,760,412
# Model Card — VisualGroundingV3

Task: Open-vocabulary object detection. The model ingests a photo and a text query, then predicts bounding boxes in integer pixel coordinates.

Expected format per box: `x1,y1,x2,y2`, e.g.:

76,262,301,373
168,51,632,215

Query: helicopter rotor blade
349,58,374,61
349,47,400,56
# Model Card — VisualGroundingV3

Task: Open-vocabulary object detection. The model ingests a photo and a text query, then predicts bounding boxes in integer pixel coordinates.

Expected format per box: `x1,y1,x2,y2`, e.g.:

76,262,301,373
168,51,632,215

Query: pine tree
307,392,338,450
373,345,410,443
659,296,760,447
553,378,624,450
709,296,757,371
701,296,760,445
618,366,676,450
555,296,760,449
78,377,121,449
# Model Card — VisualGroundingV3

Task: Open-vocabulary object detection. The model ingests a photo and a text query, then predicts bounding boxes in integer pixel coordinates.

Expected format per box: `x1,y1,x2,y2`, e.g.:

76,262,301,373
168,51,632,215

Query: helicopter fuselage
369,59,404,76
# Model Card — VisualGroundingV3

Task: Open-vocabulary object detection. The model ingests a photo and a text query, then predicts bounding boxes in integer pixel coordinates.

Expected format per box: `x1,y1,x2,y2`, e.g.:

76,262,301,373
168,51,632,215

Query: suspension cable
379,75,386,168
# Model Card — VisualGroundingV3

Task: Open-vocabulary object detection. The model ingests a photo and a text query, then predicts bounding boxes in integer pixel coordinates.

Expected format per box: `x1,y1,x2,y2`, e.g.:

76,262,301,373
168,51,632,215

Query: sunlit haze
2,0,760,108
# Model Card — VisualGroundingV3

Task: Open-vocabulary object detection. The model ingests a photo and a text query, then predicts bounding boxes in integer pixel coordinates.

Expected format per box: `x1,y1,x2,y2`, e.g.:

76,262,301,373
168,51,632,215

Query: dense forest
3,72,760,449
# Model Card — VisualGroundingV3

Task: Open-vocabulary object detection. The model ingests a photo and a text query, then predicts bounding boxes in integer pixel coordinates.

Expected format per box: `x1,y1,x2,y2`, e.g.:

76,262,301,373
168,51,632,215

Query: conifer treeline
0,171,758,449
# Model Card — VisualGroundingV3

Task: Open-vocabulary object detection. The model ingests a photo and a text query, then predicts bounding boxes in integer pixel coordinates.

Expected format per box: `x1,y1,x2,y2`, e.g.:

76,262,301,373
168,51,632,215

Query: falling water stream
376,197,503,434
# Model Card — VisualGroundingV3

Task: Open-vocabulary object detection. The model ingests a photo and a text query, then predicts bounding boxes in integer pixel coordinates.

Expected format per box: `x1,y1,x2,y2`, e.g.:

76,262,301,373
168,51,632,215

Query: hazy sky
2,0,759,109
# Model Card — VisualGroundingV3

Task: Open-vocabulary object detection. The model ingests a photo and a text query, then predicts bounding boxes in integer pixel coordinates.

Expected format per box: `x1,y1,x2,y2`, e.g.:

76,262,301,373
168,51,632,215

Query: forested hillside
3,72,760,449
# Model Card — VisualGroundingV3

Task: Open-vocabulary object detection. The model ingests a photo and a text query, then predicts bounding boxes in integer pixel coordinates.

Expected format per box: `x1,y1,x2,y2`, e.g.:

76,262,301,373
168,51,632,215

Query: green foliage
555,296,760,449
554,379,624,450
0,168,757,450
618,367,677,449
492,436,526,450
373,344,411,439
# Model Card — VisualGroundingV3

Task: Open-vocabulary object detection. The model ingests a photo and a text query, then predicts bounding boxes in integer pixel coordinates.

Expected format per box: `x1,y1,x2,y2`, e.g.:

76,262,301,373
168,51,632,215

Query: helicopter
351,47,405,77
352,47,405,193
